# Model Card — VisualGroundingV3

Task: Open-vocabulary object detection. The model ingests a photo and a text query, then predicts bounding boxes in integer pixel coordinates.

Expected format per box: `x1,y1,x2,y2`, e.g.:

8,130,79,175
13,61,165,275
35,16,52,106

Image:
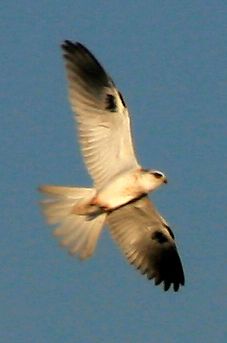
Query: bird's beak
163,177,168,184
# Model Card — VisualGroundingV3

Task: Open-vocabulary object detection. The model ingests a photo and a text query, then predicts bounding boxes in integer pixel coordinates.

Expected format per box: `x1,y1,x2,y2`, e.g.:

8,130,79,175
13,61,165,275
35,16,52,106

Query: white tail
39,185,106,259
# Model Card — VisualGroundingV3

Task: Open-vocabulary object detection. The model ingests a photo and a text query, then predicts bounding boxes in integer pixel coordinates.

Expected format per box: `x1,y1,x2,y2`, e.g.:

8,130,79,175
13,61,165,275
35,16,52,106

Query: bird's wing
62,41,140,189
107,196,185,291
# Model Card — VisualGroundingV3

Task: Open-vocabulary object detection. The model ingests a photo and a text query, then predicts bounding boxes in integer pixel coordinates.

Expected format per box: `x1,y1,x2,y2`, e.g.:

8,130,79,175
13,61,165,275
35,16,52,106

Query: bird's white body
70,168,166,215
94,168,165,210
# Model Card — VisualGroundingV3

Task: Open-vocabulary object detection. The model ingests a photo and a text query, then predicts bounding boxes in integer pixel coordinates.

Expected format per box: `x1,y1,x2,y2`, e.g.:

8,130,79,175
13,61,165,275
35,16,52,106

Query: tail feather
39,185,106,259
69,215,105,259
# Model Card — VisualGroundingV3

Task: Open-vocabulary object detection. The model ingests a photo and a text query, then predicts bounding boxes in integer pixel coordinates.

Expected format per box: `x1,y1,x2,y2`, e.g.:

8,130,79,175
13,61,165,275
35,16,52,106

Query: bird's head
149,170,168,185
139,169,168,193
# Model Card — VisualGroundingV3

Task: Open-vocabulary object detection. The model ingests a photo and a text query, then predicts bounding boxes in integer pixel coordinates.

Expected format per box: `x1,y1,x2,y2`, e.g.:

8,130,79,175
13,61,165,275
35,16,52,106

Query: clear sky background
1,1,226,342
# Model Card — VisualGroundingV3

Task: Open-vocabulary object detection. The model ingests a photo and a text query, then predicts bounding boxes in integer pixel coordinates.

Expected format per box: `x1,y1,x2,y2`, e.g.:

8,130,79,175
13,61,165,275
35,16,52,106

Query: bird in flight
39,41,185,291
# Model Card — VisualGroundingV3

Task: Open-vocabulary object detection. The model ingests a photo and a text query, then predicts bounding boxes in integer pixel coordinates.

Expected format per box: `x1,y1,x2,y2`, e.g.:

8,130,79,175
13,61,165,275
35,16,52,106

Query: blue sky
1,1,226,342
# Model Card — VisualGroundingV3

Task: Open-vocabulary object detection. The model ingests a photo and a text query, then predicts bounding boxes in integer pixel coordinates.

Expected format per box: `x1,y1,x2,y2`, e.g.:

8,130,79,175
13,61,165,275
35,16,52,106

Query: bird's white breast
95,169,158,210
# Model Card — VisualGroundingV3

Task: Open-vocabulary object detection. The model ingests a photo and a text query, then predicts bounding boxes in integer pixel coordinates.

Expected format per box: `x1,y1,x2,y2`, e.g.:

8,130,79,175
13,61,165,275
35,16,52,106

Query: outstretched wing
62,41,140,189
107,196,185,291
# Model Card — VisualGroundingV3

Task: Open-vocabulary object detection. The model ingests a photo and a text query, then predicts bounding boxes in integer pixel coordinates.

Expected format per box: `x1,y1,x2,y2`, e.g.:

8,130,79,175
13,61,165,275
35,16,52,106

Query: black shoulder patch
106,94,117,112
118,91,126,107
151,231,168,244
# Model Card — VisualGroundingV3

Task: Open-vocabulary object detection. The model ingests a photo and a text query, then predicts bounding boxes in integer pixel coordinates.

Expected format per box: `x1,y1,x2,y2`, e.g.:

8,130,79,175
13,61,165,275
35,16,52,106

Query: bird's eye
153,172,163,179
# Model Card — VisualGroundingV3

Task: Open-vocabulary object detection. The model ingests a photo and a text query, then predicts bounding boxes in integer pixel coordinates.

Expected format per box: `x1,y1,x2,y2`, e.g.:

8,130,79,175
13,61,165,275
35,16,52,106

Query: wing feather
62,41,139,188
107,196,185,291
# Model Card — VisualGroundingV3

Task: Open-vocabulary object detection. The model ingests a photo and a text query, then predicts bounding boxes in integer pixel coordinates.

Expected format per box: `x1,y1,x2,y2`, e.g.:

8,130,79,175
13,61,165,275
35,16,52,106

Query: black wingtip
61,39,112,92
61,40,89,54
61,40,101,65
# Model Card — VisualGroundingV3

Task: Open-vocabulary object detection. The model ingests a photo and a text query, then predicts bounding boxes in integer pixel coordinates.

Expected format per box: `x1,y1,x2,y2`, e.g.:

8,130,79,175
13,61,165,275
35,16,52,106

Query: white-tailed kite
39,41,185,291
